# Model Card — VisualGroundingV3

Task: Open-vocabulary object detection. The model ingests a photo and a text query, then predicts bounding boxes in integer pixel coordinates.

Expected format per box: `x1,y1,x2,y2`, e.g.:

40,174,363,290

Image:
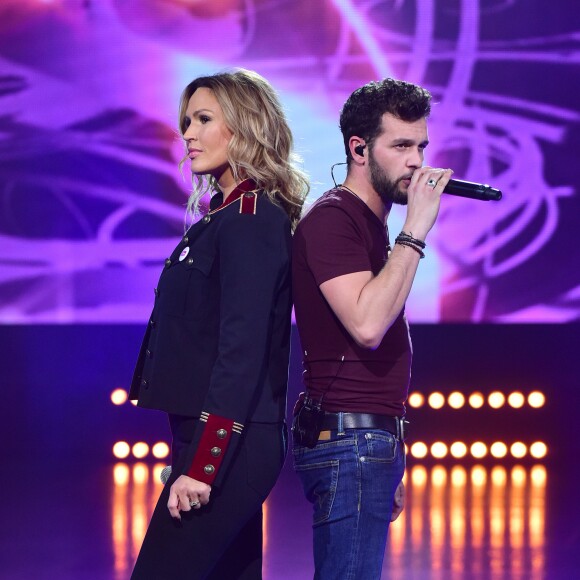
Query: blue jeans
293,426,405,580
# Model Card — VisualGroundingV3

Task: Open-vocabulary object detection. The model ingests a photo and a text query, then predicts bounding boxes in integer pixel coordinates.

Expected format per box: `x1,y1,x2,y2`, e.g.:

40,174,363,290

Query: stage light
113,463,130,485
507,391,525,408
428,392,445,409
408,392,425,408
530,441,547,459
132,442,150,459
450,442,467,458
133,463,148,485
113,441,131,459
451,465,467,486
470,442,487,459
531,465,547,485
430,442,448,459
490,442,508,458
410,442,428,458
411,465,427,486
491,465,507,485
468,392,484,409
528,391,546,408
510,442,527,459
130,400,138,406
153,463,166,485
448,391,465,409
488,391,505,409
110,388,128,405
431,465,447,486
152,442,170,459
471,465,487,486
512,465,526,485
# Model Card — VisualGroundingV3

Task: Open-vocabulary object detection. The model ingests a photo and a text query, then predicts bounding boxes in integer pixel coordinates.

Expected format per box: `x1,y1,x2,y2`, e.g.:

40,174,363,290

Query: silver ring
190,500,199,507
427,178,438,188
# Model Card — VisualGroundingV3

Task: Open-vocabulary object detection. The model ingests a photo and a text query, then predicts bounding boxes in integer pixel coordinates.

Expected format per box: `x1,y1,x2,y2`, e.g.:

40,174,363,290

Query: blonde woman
130,69,308,579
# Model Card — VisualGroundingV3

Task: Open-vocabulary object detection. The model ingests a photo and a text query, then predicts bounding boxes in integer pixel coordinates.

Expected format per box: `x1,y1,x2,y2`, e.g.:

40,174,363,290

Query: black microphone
443,178,502,201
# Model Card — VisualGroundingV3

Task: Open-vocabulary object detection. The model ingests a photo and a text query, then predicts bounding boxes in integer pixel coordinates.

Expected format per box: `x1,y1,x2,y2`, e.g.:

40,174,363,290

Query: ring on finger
427,178,438,188
190,500,199,507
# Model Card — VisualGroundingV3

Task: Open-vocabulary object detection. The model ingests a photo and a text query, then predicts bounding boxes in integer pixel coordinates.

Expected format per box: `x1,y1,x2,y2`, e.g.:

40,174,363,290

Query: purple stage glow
0,0,578,323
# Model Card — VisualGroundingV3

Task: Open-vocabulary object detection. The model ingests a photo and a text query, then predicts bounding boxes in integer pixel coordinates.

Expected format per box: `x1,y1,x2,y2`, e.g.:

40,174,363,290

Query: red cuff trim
186,413,241,484
239,192,257,215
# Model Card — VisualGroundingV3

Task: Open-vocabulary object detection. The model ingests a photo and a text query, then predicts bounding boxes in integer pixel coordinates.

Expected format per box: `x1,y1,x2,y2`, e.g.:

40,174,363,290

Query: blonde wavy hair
178,69,309,230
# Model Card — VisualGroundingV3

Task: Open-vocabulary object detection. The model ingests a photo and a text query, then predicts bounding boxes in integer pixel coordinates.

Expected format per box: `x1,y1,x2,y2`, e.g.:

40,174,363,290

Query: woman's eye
200,115,211,124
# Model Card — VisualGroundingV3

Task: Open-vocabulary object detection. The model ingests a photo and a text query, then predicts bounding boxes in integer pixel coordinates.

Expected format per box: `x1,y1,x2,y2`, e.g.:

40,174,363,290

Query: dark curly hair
339,78,432,163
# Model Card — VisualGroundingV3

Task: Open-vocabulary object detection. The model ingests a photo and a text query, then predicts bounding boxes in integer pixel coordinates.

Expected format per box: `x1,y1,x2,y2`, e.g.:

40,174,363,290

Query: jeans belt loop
337,411,345,436
396,417,401,440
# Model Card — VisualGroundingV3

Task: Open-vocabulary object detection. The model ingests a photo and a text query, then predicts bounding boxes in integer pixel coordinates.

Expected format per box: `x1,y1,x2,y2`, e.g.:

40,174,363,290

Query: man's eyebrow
391,138,430,146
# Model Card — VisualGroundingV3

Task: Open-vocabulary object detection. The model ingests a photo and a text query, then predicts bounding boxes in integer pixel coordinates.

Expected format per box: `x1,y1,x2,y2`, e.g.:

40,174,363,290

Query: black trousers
131,416,287,580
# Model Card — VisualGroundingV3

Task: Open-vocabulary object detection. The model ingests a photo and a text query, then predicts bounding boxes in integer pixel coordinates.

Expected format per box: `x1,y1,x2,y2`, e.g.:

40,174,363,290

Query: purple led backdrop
0,0,578,323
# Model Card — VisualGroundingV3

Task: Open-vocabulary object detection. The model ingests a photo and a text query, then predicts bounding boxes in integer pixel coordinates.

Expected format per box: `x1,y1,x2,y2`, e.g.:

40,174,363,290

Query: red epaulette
239,191,257,215
186,412,244,484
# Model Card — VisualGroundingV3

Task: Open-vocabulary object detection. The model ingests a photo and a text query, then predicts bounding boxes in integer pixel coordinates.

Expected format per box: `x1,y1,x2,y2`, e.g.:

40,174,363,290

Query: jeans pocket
362,430,398,463
294,459,340,525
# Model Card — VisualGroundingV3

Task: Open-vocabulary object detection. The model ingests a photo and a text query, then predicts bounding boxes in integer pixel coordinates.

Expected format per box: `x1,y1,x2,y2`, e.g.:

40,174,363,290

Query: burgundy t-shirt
292,188,412,416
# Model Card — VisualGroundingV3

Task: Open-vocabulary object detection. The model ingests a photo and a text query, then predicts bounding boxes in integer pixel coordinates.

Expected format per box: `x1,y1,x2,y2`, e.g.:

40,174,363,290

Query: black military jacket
129,180,292,486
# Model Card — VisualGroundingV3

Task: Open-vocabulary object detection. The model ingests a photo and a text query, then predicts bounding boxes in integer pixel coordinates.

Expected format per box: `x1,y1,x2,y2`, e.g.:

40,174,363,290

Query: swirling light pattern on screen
0,0,577,323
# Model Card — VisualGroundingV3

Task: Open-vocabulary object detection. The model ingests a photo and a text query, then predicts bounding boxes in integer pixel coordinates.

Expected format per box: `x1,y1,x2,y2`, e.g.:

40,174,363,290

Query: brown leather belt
319,412,408,441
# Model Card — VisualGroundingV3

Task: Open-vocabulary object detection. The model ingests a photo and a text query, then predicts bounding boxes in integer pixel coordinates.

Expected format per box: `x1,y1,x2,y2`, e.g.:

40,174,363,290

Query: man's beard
369,148,408,206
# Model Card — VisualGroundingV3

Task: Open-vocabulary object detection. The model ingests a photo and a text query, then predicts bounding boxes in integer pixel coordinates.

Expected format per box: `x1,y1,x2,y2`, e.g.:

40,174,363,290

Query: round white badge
179,247,190,261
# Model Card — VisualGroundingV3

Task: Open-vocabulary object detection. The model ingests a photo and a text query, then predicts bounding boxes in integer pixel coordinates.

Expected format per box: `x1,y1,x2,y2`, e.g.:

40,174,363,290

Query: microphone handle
443,178,502,201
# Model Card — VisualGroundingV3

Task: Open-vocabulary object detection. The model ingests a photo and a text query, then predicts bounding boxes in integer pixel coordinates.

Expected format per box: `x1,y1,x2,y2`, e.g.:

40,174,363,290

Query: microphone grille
160,465,172,484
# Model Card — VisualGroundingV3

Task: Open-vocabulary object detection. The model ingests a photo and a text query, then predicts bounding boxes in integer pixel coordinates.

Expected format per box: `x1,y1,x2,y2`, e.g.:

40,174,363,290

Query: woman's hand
167,475,212,519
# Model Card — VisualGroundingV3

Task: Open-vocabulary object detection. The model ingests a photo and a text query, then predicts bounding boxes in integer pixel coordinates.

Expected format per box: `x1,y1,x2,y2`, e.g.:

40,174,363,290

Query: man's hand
167,475,212,519
403,166,453,242
390,480,405,522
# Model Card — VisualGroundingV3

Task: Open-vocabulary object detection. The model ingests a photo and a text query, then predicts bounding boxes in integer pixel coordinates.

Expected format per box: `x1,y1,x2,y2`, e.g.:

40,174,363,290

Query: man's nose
407,148,423,168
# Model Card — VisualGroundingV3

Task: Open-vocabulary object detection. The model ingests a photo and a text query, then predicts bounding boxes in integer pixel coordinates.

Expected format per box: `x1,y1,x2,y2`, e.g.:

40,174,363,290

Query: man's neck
341,175,391,224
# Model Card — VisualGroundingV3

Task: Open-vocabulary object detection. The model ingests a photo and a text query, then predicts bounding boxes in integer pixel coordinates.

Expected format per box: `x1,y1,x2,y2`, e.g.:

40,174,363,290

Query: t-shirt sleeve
300,204,372,286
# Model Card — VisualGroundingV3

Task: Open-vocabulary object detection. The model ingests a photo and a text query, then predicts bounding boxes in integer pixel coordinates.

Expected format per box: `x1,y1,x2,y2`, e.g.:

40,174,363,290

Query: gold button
217,429,227,439
244,192,254,198
186,257,194,265
204,464,215,475
202,215,211,224
182,236,189,244
164,258,171,267
210,447,222,457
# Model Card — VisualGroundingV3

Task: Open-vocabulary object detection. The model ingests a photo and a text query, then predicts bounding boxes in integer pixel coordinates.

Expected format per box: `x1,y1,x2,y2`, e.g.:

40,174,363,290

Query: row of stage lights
110,388,546,410
111,439,548,461
409,440,548,460
111,389,548,461
408,390,545,410
113,441,169,460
